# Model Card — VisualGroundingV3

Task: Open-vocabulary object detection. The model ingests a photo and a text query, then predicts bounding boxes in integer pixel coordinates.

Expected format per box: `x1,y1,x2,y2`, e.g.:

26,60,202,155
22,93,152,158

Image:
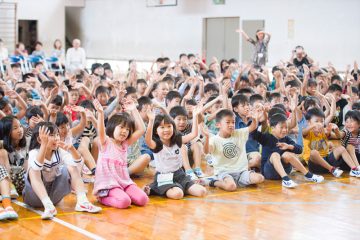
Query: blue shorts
263,160,292,180
308,152,346,173
141,149,154,160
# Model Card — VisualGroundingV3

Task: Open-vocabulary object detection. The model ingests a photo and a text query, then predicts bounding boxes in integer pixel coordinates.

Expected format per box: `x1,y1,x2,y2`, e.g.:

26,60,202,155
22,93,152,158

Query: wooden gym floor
1,164,360,240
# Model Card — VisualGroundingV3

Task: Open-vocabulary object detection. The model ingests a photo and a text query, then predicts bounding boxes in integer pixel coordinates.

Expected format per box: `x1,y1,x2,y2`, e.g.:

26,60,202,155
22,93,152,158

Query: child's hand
147,110,155,121
39,126,50,145
200,124,210,137
276,142,290,150
72,106,85,113
5,90,19,99
93,99,104,113
57,141,71,151
50,87,59,98
327,123,338,132
123,99,136,111
49,109,57,117
192,105,203,117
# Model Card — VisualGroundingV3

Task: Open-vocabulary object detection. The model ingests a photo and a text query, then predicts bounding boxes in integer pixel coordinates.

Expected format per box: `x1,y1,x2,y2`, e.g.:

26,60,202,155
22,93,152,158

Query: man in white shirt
66,39,86,73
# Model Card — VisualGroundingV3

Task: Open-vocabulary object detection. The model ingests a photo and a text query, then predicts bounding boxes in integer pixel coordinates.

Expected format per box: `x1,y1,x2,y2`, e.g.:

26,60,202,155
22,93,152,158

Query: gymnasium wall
69,0,360,68
16,0,65,54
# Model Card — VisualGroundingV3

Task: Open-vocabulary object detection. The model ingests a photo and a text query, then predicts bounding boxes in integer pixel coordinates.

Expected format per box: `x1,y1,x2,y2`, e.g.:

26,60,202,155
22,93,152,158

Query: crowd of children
0,38,359,221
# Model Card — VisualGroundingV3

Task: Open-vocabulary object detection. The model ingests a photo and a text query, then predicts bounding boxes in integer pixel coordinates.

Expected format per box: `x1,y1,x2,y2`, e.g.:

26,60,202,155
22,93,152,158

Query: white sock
76,191,89,205
41,196,55,209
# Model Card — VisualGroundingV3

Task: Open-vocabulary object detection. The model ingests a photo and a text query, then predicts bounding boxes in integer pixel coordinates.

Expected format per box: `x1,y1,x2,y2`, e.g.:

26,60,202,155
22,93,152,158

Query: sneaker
0,208,8,221
75,202,102,213
305,174,324,183
331,168,343,178
199,177,215,186
282,179,298,188
41,207,57,220
186,171,198,181
194,168,206,178
10,185,19,199
349,169,360,178
5,207,18,220
205,154,215,166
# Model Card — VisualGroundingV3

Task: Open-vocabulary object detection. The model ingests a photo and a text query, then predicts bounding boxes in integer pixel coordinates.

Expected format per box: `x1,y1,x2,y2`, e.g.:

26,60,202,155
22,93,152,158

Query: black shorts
308,152,348,174
149,168,195,196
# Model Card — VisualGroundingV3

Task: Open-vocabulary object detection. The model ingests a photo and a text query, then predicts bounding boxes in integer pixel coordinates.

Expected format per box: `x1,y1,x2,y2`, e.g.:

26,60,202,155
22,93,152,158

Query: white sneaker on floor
5,207,18,220
0,208,8,221
194,168,206,178
282,179,298,188
349,169,360,177
75,202,102,213
187,171,199,181
331,168,343,178
41,207,57,220
305,174,324,183
10,187,19,199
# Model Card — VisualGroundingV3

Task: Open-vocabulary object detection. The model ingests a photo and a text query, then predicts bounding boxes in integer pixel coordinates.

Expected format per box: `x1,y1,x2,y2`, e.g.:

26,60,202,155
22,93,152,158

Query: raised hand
146,110,155,122
93,99,104,113
123,99,136,111
38,126,50,145
57,141,71,151
71,106,85,113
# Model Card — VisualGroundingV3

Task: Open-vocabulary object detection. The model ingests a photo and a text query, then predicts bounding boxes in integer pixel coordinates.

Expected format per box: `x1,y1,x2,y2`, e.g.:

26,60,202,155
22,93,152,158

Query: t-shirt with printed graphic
151,134,183,173
302,131,329,162
209,128,249,175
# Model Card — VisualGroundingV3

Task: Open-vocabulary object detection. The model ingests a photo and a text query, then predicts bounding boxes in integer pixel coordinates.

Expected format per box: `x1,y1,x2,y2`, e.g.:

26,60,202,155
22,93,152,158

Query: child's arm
57,141,81,161
36,126,50,164
327,123,345,139
93,99,106,145
124,100,146,145
287,94,298,130
248,107,262,133
75,82,92,99
276,137,302,154
201,125,213,154
7,90,27,120
302,122,321,137
70,106,87,137
325,95,336,125
182,106,200,144
301,64,310,96
144,111,157,149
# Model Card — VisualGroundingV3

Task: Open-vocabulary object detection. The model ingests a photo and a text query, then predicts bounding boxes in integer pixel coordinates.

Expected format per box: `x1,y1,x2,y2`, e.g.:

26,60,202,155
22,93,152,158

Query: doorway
18,20,37,54
204,17,239,64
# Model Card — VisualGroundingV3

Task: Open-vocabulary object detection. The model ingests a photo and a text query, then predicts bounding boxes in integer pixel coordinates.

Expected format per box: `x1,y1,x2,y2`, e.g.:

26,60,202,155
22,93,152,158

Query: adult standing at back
238,29,271,67
66,39,86,73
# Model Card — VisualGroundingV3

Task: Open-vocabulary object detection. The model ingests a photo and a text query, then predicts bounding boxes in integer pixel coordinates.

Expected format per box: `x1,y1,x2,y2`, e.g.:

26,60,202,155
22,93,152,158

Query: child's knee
166,187,184,199
336,146,346,153
310,150,319,157
223,179,237,191
346,144,355,152
281,152,294,161
269,152,281,163
251,173,264,184
135,193,149,206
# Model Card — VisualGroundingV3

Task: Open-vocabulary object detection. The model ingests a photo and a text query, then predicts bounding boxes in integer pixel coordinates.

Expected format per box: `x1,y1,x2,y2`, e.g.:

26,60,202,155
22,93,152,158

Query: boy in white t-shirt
202,109,264,191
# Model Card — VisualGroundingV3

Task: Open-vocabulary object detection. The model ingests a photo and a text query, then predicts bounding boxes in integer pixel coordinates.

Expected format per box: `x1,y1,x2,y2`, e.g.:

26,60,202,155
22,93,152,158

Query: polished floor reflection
1,167,360,240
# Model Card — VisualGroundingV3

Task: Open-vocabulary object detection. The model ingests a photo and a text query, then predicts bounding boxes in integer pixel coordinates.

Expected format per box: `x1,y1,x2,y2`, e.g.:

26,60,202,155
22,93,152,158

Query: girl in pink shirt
92,99,148,208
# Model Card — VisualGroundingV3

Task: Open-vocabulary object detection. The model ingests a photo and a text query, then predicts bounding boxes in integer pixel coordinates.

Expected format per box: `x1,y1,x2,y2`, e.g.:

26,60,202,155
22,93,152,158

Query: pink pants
99,185,149,209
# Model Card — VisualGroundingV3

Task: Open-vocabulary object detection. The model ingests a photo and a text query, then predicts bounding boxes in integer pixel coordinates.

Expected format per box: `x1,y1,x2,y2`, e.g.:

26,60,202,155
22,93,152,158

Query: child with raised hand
302,108,360,177
144,108,207,199
252,113,324,188
23,122,101,220
202,109,264,191
92,99,149,209
340,110,360,162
